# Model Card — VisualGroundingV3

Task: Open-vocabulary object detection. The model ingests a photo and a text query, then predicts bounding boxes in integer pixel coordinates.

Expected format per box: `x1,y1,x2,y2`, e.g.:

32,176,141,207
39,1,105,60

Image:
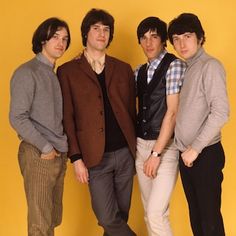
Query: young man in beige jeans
135,16,186,236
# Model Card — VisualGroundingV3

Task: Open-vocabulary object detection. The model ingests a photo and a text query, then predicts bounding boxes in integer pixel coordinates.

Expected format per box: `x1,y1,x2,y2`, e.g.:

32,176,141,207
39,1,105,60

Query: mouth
146,48,154,53
97,39,106,43
180,50,188,54
55,48,64,52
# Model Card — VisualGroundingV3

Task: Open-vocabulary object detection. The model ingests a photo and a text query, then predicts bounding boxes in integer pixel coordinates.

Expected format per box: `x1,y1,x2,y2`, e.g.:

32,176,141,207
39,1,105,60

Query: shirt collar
147,49,167,69
36,53,55,69
186,47,205,67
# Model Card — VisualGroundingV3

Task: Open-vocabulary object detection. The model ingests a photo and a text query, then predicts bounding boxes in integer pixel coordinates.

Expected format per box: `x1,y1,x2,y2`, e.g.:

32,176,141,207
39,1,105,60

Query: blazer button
99,128,104,132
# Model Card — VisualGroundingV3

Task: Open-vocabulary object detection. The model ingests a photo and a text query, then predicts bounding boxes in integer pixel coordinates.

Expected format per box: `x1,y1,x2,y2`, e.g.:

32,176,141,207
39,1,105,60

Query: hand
41,148,60,160
73,159,89,184
181,147,198,167
143,155,161,178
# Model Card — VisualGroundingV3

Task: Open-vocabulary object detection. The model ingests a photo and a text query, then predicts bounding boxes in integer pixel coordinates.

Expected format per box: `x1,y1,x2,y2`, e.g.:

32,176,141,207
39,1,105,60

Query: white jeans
135,138,178,236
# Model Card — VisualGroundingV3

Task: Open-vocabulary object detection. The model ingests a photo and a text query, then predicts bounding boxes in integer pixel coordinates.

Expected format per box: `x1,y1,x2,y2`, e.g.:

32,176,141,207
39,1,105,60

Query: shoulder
11,58,37,85
169,57,186,68
134,64,143,76
201,53,225,74
106,55,132,69
57,58,79,72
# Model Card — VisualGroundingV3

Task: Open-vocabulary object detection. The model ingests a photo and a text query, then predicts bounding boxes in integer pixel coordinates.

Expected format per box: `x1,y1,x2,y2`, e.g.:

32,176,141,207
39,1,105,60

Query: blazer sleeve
57,66,81,157
128,64,137,125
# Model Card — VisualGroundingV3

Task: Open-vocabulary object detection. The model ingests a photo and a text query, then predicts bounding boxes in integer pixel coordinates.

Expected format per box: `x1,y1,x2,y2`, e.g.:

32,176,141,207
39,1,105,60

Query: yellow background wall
1,0,236,235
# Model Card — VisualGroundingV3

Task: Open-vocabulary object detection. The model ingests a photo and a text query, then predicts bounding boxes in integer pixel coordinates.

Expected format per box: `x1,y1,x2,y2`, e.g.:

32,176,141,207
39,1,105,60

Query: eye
63,37,68,42
140,36,146,41
92,26,98,30
173,37,178,42
104,27,110,32
185,34,192,39
52,34,59,39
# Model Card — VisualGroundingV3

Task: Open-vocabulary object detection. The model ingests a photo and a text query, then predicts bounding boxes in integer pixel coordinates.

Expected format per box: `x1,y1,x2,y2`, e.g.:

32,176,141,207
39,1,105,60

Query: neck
41,51,56,65
85,47,106,60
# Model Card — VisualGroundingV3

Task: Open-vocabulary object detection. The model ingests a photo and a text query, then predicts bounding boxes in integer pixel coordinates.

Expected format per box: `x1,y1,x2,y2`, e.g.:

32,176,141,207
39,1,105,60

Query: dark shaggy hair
168,13,205,45
32,17,71,54
137,17,167,47
81,8,114,47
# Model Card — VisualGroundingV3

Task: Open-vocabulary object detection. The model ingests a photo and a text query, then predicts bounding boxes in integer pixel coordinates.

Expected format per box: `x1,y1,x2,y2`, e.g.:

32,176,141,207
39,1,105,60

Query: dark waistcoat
137,53,176,140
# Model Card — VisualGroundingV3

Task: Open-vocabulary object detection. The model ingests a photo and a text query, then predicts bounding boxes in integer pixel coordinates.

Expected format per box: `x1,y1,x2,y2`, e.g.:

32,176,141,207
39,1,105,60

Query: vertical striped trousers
18,141,67,236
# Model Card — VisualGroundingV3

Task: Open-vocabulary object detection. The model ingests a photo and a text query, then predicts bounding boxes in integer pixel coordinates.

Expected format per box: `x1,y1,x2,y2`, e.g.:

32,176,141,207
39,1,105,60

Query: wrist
70,153,82,163
151,150,162,157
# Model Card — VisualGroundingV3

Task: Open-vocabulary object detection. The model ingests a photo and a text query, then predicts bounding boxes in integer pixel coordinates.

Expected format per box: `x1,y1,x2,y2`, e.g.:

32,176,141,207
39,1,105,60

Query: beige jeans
18,141,67,236
135,138,178,236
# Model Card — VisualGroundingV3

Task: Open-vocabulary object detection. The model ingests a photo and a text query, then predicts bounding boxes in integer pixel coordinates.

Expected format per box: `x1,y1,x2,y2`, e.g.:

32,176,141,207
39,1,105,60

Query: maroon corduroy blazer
57,53,136,168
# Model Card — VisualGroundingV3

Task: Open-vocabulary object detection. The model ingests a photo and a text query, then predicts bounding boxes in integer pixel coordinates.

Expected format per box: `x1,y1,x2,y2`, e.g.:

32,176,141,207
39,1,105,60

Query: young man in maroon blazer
57,8,136,236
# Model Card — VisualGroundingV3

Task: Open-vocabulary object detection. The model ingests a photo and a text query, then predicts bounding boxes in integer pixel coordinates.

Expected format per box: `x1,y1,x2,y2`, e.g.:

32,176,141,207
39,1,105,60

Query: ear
198,37,203,45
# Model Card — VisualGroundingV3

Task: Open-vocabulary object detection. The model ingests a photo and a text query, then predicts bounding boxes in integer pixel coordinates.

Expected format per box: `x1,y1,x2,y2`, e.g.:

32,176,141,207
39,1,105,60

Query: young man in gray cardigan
168,13,229,236
9,18,70,236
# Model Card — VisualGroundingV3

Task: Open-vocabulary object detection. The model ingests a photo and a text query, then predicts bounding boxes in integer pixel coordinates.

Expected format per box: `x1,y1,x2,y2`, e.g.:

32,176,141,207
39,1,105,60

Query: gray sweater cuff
191,141,203,154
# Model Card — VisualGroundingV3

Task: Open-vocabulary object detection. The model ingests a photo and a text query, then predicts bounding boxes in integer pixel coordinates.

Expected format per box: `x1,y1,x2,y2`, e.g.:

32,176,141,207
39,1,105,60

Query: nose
57,38,63,46
146,38,152,46
99,28,105,37
180,39,185,48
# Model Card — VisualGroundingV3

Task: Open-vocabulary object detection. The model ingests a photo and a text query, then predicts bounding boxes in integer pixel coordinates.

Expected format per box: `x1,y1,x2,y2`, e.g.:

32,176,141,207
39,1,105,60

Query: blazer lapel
77,54,100,87
104,55,115,89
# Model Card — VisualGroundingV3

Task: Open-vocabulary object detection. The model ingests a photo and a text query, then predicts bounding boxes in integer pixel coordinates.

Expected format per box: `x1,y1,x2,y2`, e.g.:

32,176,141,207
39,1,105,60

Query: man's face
86,22,110,53
42,27,69,64
140,30,164,61
172,32,202,60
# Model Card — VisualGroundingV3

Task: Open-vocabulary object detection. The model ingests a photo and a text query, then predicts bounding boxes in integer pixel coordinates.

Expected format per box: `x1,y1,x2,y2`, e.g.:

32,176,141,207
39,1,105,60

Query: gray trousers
88,146,136,236
18,141,67,236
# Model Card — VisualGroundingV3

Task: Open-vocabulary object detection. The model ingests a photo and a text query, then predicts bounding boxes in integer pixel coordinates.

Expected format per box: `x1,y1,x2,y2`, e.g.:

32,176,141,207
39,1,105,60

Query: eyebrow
92,24,110,28
54,32,68,38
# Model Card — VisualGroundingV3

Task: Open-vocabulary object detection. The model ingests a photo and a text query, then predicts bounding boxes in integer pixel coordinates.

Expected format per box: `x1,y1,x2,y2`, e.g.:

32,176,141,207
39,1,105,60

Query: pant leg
113,147,135,223
179,157,204,236
194,142,225,236
18,141,66,236
51,153,67,228
136,138,178,236
180,142,225,236
136,138,155,235
88,148,136,236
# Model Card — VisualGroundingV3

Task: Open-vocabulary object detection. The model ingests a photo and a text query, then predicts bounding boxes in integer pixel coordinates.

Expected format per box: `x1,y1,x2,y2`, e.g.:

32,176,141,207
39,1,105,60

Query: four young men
9,9,229,236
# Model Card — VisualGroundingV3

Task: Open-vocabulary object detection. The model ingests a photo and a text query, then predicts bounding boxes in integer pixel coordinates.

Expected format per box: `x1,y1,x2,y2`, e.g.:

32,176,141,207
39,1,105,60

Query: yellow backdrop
1,0,236,235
